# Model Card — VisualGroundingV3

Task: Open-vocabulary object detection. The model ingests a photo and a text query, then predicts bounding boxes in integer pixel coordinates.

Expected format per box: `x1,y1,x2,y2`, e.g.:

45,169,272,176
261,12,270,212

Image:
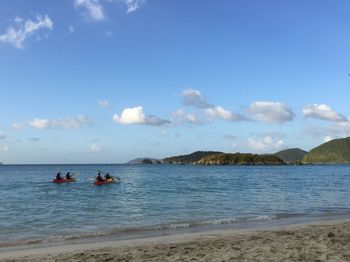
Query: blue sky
1,0,350,164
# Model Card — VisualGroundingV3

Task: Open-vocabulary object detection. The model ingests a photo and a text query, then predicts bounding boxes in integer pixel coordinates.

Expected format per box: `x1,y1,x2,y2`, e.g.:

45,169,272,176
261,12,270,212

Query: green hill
127,158,161,164
274,148,307,163
194,153,285,165
163,151,223,164
303,137,350,163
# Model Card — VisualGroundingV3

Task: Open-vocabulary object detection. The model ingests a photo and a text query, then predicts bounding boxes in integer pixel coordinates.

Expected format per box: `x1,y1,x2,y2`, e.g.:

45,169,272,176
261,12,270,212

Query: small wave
0,214,280,248
154,214,276,230
247,215,275,222
0,231,109,248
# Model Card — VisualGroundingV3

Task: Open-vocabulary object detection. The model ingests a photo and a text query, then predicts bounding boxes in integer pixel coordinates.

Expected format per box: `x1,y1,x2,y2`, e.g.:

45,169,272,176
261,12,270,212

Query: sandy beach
1,220,350,262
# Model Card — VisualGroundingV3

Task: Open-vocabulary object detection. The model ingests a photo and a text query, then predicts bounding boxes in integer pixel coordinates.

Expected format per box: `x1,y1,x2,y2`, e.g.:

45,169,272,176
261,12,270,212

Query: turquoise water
1,164,350,246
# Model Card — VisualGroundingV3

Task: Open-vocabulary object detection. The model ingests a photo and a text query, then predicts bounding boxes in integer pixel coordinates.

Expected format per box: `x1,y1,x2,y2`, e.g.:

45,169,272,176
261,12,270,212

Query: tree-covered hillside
303,137,350,163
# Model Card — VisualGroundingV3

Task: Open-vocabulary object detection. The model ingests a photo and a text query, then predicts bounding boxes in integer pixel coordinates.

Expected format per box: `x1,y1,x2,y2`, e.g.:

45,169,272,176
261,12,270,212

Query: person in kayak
105,173,112,180
96,172,103,182
65,172,71,180
56,172,63,180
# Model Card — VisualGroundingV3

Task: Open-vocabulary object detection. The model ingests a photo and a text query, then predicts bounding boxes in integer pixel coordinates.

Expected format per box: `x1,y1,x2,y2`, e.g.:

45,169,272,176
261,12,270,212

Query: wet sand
2,220,350,261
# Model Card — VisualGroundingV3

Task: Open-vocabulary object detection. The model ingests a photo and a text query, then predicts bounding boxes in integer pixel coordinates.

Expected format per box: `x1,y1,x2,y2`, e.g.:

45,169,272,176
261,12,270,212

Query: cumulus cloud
247,101,294,123
182,88,213,109
98,100,110,108
246,135,286,153
172,109,199,124
113,106,171,126
3,145,10,152
303,104,347,122
205,106,245,122
29,118,50,129
29,116,91,129
74,0,105,21
0,133,6,140
182,88,245,122
0,14,53,48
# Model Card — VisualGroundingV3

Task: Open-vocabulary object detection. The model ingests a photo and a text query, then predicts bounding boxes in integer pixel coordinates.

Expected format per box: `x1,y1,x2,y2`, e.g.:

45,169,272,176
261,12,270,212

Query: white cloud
172,109,199,124
12,122,26,130
303,104,347,122
205,106,244,121
247,135,285,153
29,118,50,129
0,14,53,49
74,0,105,21
113,106,171,126
98,100,110,108
29,116,91,129
182,88,212,109
112,0,146,13
324,136,334,142
52,116,91,129
329,119,350,135
181,88,245,123
89,143,102,152
14,16,23,24
247,101,294,123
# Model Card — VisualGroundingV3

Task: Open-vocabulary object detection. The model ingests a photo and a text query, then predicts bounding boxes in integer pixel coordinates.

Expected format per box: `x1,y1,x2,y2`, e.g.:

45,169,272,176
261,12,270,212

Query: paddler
96,172,103,182
105,173,112,180
56,172,63,180
65,172,71,180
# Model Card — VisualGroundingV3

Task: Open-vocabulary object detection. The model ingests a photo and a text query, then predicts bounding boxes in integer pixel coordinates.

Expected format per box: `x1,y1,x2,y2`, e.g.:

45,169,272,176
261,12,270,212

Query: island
194,153,285,165
127,136,350,165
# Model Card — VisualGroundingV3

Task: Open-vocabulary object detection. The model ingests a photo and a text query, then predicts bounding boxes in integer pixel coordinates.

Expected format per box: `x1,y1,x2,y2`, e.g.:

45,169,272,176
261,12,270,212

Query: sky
1,0,350,164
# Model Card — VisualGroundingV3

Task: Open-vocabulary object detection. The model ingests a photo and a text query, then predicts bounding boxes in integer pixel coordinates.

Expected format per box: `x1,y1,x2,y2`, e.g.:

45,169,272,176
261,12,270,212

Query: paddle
97,170,120,182
111,175,120,181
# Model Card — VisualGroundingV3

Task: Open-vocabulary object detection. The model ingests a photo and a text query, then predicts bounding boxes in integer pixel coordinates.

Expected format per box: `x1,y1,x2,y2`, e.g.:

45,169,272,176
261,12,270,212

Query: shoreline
2,217,350,261
1,212,349,249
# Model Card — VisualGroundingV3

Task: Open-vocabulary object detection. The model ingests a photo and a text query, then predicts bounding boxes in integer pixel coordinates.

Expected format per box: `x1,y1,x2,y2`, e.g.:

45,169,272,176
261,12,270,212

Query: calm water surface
0,164,350,246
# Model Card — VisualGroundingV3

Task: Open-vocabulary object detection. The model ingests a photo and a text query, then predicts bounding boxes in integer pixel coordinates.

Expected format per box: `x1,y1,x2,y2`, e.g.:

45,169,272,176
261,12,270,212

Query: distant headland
127,136,350,165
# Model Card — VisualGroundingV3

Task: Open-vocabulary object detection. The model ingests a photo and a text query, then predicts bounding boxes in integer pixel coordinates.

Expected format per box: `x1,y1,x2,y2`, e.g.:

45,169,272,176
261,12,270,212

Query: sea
1,164,350,248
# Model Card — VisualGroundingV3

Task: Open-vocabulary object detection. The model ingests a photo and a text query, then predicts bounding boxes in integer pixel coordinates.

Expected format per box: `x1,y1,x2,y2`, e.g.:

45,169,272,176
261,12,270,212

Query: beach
2,219,350,262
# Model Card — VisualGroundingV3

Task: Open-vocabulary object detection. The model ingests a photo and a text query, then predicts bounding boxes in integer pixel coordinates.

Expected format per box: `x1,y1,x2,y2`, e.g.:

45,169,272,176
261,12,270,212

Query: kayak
53,178,76,183
94,178,120,185
94,178,114,185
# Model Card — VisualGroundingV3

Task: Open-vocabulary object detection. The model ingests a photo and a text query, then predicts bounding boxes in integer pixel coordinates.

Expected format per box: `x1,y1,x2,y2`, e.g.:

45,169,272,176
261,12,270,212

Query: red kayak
94,178,115,185
52,178,76,183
